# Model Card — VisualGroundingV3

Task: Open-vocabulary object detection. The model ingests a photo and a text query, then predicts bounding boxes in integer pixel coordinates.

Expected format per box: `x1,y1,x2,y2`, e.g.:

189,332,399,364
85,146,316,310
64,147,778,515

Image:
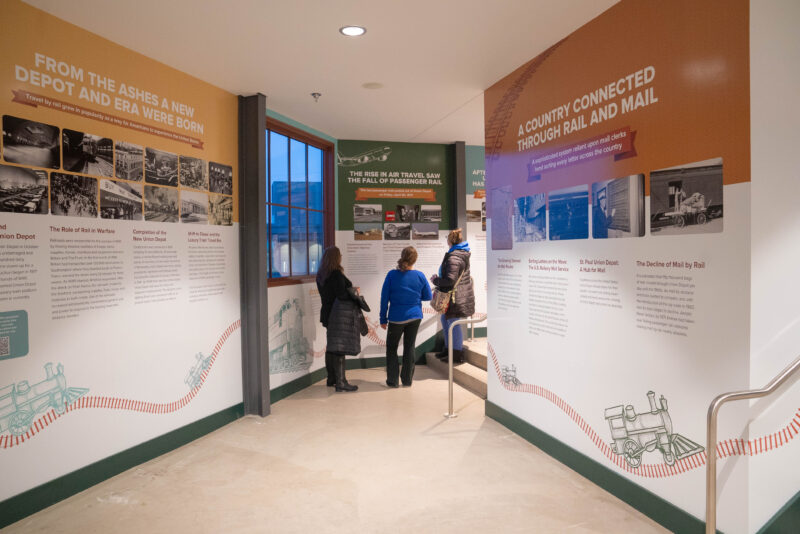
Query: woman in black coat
316,246,368,392
430,228,475,364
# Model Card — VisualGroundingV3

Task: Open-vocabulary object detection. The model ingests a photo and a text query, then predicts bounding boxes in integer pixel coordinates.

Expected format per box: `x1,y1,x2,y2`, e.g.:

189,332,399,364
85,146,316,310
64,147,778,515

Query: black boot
452,349,465,365
335,356,358,392
325,352,336,387
435,349,448,361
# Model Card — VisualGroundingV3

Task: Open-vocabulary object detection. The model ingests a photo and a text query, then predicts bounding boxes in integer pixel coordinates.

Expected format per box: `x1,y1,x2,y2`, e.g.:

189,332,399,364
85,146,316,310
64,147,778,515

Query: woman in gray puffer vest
430,229,475,364
316,246,368,392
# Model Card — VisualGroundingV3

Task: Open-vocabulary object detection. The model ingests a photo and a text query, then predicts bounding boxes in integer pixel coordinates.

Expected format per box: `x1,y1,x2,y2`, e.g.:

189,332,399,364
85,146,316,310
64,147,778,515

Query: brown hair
447,228,464,246
397,246,418,271
316,246,343,285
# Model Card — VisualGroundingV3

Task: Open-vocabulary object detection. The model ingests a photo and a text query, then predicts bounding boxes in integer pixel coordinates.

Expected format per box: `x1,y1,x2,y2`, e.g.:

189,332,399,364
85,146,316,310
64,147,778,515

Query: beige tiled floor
5,367,667,533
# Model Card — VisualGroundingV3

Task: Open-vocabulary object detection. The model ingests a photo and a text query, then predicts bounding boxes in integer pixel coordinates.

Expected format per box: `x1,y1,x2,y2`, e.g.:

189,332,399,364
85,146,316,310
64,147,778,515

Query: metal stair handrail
706,354,800,533
444,316,487,419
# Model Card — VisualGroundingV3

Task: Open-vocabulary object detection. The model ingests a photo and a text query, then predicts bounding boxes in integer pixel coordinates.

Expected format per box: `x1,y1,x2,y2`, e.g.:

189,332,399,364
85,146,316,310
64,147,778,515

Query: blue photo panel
548,185,588,240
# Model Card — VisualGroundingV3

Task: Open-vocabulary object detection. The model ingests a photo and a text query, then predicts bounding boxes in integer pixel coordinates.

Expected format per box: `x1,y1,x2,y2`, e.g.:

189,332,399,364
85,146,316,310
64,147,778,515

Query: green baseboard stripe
757,488,800,534
485,400,710,534
0,402,244,529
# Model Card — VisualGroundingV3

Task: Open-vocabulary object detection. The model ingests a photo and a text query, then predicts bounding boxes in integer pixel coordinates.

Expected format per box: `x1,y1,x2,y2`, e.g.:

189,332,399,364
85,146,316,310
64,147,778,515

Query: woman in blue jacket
380,246,432,387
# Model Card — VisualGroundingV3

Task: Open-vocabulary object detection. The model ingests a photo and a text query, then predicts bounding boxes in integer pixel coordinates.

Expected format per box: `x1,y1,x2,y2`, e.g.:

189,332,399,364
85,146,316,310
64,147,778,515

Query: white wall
748,0,800,530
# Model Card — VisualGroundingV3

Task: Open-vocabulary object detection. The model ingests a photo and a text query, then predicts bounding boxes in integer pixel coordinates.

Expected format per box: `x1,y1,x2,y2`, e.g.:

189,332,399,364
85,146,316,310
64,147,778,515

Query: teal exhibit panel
480,1,799,532
465,145,487,323
0,0,242,512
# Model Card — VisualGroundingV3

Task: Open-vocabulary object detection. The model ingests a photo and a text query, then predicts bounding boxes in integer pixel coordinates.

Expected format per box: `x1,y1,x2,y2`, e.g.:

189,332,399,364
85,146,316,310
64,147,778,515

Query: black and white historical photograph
354,222,382,240
2,116,60,169
50,173,98,218
100,179,142,220
411,222,439,240
180,190,209,224
418,204,441,222
209,194,232,226
395,204,418,222
0,164,48,214
62,129,114,177
115,141,143,181
144,185,179,222
145,148,178,187
591,175,645,239
384,222,411,240
650,158,723,236
209,161,232,195
513,193,546,242
179,155,208,191
353,203,382,222
466,209,481,222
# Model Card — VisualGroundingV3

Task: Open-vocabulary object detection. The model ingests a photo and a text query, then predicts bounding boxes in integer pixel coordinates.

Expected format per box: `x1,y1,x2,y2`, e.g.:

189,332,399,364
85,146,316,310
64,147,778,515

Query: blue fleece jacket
380,269,432,324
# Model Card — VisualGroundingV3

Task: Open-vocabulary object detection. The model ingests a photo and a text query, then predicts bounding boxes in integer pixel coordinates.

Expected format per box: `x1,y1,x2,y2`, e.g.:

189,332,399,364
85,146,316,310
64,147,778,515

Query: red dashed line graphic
488,343,798,477
0,320,241,450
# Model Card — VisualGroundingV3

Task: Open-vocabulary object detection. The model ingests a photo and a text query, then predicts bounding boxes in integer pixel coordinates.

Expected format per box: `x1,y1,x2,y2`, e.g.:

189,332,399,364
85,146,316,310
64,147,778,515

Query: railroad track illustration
488,343,798,478
0,320,241,449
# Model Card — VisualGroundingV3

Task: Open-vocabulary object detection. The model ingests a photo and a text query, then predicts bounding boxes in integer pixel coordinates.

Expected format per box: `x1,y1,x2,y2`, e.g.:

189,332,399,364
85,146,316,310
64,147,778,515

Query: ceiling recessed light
362,82,383,90
339,25,366,37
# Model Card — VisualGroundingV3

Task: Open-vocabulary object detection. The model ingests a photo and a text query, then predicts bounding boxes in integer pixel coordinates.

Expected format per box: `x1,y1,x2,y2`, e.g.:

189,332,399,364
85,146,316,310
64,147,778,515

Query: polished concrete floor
6,367,667,533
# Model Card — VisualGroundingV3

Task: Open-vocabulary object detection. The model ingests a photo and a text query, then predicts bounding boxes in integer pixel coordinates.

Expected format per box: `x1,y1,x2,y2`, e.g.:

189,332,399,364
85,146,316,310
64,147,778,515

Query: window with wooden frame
266,118,334,286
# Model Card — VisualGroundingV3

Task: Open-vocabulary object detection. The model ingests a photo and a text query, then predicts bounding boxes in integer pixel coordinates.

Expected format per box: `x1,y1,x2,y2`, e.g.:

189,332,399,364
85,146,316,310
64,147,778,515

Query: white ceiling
25,0,617,145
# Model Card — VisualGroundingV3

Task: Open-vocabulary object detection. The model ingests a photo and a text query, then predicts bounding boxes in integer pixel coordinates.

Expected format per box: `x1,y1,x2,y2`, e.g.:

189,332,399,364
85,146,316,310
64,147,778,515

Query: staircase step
462,340,487,371
425,352,487,399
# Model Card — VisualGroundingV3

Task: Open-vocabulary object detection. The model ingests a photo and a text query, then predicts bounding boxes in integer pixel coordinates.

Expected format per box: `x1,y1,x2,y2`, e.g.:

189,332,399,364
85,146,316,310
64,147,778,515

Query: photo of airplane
337,146,392,167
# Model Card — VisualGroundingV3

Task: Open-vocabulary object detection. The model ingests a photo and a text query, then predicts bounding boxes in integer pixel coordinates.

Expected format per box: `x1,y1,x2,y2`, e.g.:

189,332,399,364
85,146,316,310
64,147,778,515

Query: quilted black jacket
434,250,475,319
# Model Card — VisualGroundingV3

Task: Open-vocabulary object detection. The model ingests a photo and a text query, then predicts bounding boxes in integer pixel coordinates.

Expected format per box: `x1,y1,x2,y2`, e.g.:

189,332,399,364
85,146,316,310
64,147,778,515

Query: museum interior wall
483,1,798,532
0,0,242,508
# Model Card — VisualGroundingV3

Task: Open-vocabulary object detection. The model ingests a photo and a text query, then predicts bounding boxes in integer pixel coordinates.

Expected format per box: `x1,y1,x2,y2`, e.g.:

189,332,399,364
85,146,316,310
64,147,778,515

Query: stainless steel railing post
705,355,800,533
444,316,487,419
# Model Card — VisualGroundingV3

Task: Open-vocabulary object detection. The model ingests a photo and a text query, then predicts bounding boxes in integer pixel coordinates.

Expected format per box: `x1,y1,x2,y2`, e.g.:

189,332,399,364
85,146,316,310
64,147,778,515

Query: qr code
0,336,9,357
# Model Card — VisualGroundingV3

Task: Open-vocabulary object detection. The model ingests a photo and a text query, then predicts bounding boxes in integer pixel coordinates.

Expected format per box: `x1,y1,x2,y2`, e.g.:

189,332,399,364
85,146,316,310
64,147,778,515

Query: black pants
385,319,421,386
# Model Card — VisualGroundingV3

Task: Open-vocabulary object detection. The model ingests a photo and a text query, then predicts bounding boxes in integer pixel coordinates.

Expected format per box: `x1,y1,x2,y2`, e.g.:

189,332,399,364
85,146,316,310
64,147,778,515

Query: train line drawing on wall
501,365,521,386
185,352,213,389
0,363,88,437
604,391,704,468
269,298,312,373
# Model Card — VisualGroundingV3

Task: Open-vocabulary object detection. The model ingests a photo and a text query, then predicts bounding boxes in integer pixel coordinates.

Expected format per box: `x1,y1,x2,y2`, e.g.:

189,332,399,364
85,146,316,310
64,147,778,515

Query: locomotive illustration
605,391,704,468
501,365,521,386
269,298,312,374
0,363,88,437
185,352,213,389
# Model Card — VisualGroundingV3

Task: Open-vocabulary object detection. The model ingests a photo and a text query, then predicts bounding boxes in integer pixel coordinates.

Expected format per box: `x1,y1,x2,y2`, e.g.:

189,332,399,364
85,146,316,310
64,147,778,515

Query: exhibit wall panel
0,0,241,501
747,0,800,530
484,1,755,531
337,140,456,351
465,145,487,321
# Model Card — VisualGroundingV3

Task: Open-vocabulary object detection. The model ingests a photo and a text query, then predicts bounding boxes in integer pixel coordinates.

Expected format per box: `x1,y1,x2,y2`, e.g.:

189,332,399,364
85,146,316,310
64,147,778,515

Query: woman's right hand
380,324,387,330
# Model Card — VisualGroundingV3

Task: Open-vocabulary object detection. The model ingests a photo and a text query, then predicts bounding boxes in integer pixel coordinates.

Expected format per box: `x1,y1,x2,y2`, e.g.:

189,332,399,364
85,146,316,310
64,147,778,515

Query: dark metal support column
238,93,269,416
454,141,467,237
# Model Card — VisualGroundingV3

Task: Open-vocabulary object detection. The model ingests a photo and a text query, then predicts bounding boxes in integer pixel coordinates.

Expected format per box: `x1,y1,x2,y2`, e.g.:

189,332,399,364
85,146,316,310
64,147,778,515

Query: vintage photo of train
62,129,114,177
650,158,723,236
